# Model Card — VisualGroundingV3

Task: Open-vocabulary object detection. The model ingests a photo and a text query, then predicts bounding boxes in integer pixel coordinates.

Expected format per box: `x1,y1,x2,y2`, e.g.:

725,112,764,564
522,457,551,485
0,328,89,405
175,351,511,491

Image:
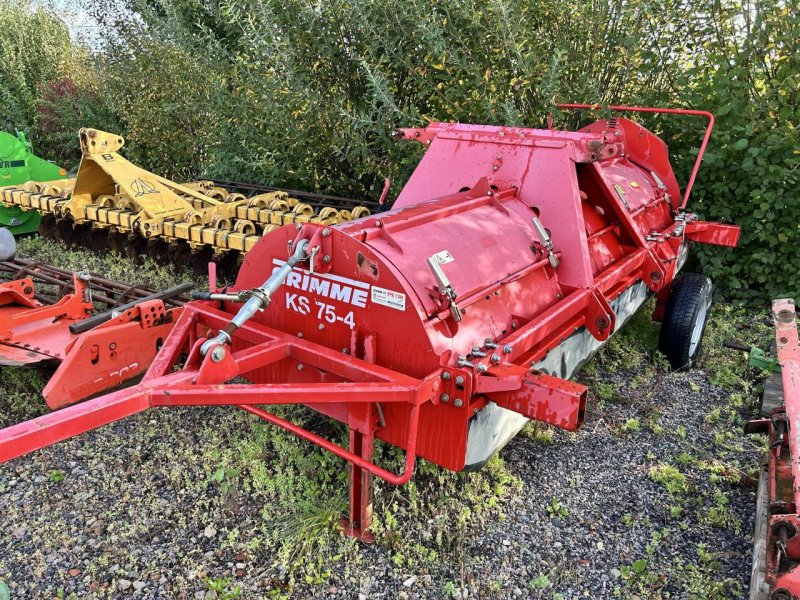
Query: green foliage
522,421,555,444
209,461,241,498
621,418,640,434
677,2,800,300
649,464,688,497
0,1,73,132
15,236,191,290
545,496,569,519
702,489,741,532
0,365,48,428
1,0,797,297
204,577,242,600
531,574,550,590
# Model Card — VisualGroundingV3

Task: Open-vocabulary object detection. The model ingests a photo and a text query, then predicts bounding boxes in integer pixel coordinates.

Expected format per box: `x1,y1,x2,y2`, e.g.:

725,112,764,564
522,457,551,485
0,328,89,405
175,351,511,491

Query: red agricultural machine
0,105,739,539
748,299,800,600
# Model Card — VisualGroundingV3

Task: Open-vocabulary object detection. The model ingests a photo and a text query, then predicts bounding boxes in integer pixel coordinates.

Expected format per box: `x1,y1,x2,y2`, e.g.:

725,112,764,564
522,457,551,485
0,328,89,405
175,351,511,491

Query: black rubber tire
658,272,714,370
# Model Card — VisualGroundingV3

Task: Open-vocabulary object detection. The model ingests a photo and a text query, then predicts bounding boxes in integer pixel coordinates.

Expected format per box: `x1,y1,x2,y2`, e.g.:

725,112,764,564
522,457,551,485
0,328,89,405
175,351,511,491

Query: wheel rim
689,291,712,357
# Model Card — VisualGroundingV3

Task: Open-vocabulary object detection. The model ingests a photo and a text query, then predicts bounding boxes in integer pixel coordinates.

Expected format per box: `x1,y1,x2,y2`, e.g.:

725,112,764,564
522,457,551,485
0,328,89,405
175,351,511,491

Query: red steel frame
0,107,741,539
0,272,184,408
0,302,438,538
748,300,800,600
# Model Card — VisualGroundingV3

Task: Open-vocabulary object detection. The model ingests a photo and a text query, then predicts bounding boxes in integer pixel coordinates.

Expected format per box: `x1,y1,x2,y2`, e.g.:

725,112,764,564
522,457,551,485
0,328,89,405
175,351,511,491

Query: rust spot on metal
356,252,379,280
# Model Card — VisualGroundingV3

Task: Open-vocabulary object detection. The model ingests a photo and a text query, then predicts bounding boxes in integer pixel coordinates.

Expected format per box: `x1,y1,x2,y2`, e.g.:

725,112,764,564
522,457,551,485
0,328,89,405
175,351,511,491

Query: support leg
342,428,375,542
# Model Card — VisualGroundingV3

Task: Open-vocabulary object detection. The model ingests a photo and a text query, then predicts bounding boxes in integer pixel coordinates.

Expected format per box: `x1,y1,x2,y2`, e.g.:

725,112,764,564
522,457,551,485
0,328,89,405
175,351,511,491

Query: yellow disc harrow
0,129,375,273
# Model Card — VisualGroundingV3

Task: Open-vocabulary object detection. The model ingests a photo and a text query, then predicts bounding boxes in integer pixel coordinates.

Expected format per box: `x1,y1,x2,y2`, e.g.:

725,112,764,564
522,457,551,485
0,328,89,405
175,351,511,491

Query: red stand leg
341,428,375,542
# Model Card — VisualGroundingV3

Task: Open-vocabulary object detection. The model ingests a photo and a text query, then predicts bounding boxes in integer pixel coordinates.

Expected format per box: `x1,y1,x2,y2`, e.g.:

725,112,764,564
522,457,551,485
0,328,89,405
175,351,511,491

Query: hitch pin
308,245,319,275
531,216,560,269
191,291,246,303
200,239,310,356
427,254,462,322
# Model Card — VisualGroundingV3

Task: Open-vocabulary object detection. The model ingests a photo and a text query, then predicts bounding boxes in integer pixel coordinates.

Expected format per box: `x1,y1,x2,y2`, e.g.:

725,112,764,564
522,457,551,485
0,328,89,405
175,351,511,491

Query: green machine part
0,128,67,235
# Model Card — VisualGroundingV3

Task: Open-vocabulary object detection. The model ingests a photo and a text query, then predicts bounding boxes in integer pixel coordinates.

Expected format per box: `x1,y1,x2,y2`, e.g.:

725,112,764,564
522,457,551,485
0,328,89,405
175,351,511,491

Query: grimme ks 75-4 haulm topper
0,106,739,541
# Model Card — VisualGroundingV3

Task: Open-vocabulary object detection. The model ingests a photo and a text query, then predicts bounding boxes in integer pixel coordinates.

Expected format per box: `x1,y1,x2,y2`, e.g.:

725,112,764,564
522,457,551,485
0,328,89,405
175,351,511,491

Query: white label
371,286,406,311
432,250,455,264
274,258,407,315
273,259,368,308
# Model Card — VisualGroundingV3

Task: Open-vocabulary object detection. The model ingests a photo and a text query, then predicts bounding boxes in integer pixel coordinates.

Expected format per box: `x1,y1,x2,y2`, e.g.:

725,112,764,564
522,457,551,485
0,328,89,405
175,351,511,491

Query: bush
2,0,797,300
0,0,74,132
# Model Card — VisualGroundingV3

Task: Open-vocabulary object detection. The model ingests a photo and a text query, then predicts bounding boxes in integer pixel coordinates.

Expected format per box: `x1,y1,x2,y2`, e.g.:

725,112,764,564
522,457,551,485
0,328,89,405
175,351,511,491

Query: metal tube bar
0,385,150,462
239,402,420,485
150,382,420,406
200,239,309,355
69,282,193,334
0,370,209,462
774,299,800,509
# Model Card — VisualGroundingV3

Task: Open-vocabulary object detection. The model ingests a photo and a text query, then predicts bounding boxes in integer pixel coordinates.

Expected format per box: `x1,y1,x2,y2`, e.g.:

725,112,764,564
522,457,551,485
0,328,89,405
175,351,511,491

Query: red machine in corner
749,300,800,600
0,106,739,538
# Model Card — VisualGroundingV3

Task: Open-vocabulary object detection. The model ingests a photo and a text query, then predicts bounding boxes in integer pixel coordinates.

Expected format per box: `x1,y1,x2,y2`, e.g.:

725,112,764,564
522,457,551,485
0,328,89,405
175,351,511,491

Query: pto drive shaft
200,240,310,356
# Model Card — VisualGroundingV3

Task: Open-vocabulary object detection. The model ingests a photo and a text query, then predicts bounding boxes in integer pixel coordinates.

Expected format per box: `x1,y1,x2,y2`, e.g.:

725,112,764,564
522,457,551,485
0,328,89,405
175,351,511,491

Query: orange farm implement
0,258,190,408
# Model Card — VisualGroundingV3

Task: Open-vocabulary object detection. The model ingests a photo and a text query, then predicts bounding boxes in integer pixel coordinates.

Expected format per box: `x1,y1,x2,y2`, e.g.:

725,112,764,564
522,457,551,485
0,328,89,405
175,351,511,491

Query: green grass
649,464,688,497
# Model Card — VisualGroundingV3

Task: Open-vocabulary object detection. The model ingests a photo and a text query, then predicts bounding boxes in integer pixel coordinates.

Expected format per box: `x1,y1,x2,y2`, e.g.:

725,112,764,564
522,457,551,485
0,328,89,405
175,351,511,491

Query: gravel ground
0,240,768,599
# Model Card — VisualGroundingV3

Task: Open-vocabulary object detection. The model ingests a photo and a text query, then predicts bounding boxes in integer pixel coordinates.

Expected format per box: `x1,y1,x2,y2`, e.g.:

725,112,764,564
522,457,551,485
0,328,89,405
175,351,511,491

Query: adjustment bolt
503,344,512,354
484,339,499,349
457,356,475,368
454,398,464,408
455,375,465,386
491,353,501,364
441,371,451,381
477,364,488,373
322,255,331,263
440,393,450,403
322,228,331,237
210,346,226,363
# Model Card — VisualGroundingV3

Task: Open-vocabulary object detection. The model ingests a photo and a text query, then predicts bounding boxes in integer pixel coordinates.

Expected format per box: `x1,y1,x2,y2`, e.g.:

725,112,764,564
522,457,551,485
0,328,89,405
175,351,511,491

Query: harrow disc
39,214,58,239
146,238,171,264
54,220,76,247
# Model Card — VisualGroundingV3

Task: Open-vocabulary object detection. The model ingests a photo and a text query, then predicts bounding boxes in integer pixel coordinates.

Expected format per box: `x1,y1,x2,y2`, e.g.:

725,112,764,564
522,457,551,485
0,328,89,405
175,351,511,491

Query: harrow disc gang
0,129,374,271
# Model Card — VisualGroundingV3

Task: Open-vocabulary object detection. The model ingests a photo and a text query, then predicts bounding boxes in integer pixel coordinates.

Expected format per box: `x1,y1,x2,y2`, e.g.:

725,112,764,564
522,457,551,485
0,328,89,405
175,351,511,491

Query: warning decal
432,250,455,264
371,286,406,311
